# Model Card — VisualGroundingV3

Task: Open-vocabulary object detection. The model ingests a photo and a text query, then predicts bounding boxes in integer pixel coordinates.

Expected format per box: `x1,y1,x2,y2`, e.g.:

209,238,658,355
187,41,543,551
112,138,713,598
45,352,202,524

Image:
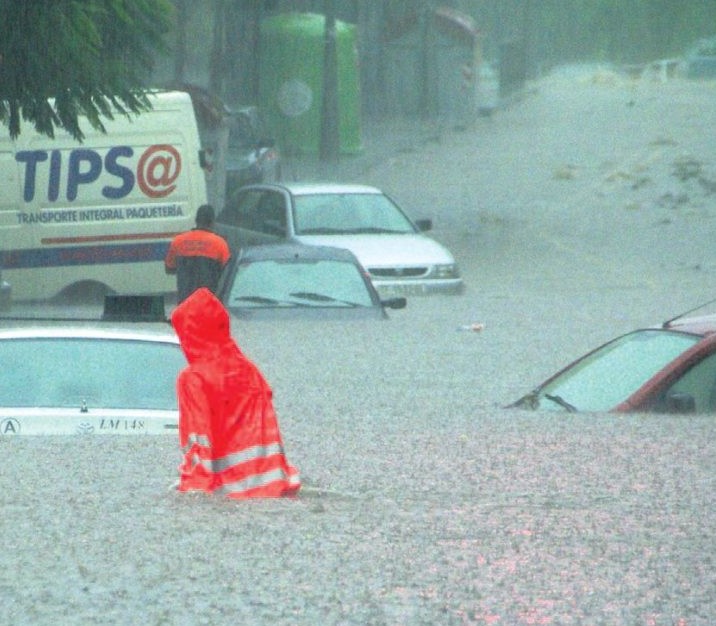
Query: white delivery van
0,90,208,302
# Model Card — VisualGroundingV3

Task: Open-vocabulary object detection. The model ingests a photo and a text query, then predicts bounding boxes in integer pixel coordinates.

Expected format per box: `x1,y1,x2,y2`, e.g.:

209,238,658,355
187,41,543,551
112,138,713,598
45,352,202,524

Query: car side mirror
415,218,432,232
382,297,407,310
665,390,696,414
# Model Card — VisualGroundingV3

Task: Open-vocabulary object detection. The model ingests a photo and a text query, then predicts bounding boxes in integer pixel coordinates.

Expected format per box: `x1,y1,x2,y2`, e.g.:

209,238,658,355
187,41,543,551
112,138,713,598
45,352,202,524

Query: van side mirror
199,149,210,170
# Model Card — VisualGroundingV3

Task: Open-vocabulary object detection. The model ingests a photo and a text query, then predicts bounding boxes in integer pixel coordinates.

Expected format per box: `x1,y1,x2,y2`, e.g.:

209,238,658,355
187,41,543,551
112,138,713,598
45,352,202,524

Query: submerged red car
512,308,716,414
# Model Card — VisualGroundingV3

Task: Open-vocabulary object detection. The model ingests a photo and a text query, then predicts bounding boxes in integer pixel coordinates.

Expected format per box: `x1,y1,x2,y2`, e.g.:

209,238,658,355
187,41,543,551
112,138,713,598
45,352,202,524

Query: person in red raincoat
170,287,300,498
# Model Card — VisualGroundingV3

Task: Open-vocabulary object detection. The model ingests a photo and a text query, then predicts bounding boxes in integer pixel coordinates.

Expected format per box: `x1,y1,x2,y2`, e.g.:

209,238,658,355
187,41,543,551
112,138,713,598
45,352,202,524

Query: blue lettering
48,150,62,201
15,144,179,202
16,150,48,202
102,146,134,199
67,149,102,201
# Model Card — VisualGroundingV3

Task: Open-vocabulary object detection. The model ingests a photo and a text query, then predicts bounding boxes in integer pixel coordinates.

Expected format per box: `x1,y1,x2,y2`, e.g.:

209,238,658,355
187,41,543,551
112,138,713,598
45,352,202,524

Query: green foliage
0,0,173,141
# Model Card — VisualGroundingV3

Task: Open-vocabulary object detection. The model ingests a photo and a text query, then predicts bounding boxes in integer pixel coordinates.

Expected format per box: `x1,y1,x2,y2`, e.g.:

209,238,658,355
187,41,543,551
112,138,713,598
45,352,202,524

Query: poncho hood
171,287,232,363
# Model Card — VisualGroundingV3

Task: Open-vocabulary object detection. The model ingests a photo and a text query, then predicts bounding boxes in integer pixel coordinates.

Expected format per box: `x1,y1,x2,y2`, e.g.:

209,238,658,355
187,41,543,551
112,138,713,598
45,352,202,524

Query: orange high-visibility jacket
170,288,300,498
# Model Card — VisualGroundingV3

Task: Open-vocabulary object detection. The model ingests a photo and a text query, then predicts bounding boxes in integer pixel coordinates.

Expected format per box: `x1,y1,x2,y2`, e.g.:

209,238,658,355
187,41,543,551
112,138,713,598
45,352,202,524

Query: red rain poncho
170,288,300,498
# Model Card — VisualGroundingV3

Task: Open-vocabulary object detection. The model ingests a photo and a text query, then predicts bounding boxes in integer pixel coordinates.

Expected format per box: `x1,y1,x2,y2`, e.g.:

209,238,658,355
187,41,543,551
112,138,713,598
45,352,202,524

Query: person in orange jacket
165,204,231,303
170,287,300,498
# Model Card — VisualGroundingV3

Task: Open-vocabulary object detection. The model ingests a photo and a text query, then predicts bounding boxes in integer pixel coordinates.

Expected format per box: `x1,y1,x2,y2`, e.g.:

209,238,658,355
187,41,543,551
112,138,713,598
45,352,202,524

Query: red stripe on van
41,232,182,245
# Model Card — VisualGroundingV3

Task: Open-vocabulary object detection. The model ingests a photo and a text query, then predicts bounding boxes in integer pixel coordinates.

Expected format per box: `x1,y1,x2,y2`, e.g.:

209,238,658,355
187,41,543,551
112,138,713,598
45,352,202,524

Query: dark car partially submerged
225,106,281,196
217,243,406,320
512,310,716,414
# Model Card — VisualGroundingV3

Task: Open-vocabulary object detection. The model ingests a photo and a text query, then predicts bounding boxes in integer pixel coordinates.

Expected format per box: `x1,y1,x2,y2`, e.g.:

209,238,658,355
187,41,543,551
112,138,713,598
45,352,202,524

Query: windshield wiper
343,227,404,234
232,295,306,307
289,291,360,307
544,393,578,412
234,295,279,304
298,227,346,235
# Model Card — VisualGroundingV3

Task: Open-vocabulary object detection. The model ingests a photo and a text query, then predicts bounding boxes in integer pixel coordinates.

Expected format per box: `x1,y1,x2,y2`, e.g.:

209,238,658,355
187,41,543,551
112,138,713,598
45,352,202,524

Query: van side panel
0,91,207,301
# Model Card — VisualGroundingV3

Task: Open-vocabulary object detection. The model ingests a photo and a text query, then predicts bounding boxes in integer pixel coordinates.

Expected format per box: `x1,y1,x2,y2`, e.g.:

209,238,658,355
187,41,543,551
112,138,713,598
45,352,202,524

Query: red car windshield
535,329,700,412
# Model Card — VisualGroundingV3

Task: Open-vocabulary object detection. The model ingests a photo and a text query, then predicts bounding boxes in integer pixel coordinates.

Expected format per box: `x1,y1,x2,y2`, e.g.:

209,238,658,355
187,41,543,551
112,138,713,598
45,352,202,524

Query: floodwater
2,67,716,625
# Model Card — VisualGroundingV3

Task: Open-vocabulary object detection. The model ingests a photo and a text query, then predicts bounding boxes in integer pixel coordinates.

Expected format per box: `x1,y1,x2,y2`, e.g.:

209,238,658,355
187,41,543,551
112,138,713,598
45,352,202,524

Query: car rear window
0,337,184,410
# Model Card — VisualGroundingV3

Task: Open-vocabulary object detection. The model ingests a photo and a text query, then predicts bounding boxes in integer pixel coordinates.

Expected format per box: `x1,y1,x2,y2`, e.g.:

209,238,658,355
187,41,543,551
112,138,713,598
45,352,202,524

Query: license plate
377,282,428,297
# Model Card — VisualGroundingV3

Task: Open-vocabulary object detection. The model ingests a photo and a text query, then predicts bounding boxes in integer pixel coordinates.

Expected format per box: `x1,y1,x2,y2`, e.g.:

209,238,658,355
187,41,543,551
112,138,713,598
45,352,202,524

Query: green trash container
259,12,361,156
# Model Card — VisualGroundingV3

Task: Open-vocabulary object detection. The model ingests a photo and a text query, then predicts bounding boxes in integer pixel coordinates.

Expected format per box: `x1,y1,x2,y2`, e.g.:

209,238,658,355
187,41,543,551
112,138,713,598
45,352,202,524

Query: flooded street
2,68,716,625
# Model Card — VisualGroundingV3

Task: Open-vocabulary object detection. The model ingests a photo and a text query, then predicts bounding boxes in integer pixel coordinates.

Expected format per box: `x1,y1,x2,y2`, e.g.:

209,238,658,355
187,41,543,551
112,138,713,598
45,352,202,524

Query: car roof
245,182,384,196
0,324,179,344
238,243,364,264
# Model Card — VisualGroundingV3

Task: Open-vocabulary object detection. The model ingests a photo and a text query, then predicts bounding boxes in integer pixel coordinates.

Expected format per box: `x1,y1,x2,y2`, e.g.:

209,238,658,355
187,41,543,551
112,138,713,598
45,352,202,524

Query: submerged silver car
216,182,463,297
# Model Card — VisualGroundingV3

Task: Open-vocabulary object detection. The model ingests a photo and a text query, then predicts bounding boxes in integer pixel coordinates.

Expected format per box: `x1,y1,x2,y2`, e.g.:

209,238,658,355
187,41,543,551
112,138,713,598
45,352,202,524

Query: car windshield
534,329,700,412
292,192,416,235
227,258,374,308
0,337,185,410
